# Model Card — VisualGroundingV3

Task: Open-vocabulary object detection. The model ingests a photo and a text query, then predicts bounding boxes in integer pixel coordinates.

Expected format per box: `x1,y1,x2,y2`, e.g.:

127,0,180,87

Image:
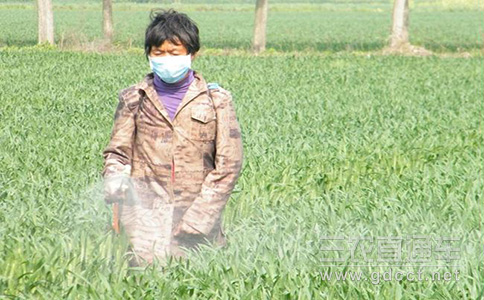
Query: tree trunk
37,0,54,45
103,0,114,44
390,0,409,49
252,0,268,54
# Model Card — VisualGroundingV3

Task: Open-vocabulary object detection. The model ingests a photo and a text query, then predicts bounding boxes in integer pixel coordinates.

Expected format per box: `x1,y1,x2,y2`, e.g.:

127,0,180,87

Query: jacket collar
136,70,208,126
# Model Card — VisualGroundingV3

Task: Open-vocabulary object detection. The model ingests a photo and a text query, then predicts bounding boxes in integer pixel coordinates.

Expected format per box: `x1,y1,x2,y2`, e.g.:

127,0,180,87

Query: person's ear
191,52,198,61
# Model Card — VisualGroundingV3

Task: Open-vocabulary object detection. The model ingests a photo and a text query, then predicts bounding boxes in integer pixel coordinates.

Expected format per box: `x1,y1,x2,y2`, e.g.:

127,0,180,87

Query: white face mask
149,55,192,84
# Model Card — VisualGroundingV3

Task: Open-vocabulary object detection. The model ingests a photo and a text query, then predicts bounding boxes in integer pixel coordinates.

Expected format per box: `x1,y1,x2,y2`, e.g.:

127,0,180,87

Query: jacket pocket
190,105,216,141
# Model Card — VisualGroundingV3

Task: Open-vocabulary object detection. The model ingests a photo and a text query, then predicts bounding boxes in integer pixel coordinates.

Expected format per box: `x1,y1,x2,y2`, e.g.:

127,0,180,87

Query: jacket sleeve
181,90,244,235
101,89,137,179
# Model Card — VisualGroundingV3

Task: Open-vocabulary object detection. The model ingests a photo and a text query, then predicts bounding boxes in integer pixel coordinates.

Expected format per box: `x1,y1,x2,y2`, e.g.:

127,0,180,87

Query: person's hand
174,220,204,237
103,174,129,204
174,220,207,248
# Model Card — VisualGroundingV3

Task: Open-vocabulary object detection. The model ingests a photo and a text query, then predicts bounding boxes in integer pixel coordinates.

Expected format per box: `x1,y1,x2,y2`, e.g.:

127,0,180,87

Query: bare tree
386,0,431,55
389,0,409,49
103,0,114,44
37,0,54,45
252,0,268,54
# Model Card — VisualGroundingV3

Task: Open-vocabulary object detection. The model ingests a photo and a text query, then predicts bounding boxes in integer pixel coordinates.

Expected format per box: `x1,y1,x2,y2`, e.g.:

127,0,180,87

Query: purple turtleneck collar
153,69,195,90
152,69,195,121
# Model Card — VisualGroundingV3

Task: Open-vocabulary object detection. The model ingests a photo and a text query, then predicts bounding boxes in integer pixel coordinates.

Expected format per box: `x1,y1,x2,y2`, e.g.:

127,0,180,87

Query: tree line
36,0,416,53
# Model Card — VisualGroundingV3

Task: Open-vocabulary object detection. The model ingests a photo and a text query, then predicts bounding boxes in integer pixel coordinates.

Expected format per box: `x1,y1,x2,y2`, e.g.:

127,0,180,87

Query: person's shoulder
118,84,138,100
121,74,152,98
207,82,231,95
207,82,233,107
117,74,152,109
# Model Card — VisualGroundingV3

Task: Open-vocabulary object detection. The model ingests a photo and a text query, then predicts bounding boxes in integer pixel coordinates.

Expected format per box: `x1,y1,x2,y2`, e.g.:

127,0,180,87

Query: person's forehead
156,39,184,49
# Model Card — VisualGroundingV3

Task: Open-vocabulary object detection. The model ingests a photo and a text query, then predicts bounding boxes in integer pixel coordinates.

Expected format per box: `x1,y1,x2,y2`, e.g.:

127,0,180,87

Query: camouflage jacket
102,71,243,262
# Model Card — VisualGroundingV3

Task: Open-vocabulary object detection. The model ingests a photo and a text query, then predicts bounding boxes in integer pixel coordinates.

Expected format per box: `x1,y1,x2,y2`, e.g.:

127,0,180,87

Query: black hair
144,9,200,60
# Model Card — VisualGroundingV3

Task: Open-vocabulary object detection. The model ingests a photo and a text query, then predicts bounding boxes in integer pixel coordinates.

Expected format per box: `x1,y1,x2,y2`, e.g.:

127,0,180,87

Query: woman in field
102,9,243,267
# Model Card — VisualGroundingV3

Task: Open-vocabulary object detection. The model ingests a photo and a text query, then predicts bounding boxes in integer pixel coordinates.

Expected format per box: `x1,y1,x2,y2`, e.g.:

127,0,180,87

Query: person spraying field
102,9,244,267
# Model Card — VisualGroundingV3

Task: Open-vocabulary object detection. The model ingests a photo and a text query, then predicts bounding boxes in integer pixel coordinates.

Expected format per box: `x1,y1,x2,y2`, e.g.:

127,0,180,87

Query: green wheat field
0,0,483,298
